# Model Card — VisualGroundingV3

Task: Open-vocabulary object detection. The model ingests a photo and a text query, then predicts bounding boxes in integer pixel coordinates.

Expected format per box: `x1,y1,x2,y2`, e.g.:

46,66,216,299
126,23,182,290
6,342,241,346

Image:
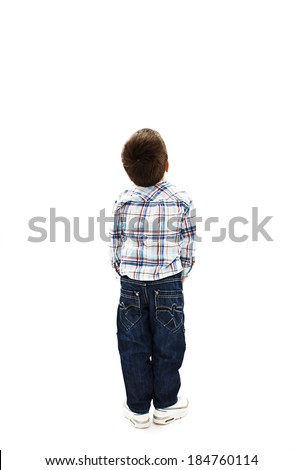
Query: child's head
121,128,169,187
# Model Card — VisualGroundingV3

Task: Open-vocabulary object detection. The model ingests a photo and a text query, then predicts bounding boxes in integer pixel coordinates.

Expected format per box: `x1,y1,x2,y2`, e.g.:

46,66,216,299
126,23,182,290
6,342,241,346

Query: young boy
109,128,196,428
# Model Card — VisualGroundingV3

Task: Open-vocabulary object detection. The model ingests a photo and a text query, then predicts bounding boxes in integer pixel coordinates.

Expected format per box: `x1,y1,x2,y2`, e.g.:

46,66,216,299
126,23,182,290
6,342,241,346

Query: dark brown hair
121,128,168,187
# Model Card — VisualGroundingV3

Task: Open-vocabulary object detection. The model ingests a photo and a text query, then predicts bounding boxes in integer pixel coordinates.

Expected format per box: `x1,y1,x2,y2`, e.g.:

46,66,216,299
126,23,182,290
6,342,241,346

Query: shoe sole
124,409,151,429
153,408,188,425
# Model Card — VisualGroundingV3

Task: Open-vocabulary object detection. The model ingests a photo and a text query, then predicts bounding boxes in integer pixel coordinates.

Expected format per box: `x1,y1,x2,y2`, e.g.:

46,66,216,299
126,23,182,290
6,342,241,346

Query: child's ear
165,160,169,172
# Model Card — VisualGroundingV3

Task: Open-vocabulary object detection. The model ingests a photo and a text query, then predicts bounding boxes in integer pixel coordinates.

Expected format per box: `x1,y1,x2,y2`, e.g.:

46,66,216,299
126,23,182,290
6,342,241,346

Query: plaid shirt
109,179,196,280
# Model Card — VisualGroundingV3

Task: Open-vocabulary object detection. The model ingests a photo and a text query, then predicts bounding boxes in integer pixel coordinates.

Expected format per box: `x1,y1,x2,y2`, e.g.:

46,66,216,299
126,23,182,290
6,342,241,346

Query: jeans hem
153,399,178,410
128,405,150,414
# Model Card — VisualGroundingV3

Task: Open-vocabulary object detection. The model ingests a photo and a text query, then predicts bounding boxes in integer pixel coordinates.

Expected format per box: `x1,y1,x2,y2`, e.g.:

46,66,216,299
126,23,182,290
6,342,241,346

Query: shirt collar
135,178,168,191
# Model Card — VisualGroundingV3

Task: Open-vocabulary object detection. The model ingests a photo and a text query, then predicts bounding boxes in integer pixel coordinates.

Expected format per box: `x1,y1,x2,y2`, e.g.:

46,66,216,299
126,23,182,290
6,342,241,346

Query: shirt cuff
181,259,195,277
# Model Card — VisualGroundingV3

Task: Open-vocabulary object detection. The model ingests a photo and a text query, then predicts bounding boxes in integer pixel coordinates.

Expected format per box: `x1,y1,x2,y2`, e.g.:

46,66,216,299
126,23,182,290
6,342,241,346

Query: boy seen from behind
110,128,196,428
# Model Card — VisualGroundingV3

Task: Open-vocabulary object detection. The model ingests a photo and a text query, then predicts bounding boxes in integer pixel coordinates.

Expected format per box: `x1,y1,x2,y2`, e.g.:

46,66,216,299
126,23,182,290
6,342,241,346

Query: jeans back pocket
118,288,142,331
154,289,184,333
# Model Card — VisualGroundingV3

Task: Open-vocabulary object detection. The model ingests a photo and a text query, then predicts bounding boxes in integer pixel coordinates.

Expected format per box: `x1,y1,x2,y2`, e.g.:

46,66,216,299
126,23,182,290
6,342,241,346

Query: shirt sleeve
180,200,196,277
109,202,123,275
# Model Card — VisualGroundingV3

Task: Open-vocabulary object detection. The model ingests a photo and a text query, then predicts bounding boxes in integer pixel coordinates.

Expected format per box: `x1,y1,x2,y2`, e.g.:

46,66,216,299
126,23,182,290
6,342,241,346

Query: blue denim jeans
117,272,186,414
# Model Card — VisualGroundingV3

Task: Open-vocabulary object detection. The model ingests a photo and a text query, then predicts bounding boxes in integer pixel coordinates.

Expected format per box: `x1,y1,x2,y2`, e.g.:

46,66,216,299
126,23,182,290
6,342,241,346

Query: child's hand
182,276,187,284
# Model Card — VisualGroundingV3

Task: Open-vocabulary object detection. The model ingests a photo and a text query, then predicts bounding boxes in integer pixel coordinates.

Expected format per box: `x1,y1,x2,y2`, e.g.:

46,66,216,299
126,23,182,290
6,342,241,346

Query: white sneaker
123,403,151,429
153,397,189,425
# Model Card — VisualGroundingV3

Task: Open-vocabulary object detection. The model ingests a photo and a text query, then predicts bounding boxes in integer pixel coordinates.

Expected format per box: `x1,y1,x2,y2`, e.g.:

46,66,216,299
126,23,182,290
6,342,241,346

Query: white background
0,1,301,469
